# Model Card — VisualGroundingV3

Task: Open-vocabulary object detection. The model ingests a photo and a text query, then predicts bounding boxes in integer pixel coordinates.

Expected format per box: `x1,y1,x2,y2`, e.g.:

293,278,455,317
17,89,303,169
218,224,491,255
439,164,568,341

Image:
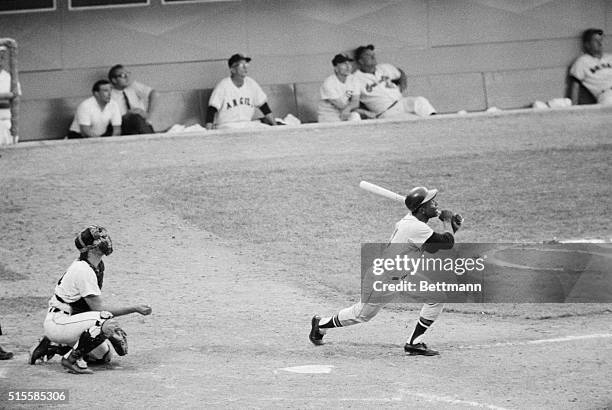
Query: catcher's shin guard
75,326,108,356
101,319,128,356
61,329,104,374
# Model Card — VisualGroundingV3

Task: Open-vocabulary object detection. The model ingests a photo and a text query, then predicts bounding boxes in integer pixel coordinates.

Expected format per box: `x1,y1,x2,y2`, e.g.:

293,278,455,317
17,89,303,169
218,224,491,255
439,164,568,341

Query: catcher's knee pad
87,340,113,363
101,319,128,356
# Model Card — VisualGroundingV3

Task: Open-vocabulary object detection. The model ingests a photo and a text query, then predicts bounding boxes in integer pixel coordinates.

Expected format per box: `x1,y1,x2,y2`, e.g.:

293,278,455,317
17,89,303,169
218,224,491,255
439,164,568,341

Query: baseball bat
359,181,405,203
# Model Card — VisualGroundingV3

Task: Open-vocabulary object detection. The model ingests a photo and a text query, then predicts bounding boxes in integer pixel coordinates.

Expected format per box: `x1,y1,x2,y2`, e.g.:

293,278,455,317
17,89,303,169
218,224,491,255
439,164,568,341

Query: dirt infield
1,108,611,409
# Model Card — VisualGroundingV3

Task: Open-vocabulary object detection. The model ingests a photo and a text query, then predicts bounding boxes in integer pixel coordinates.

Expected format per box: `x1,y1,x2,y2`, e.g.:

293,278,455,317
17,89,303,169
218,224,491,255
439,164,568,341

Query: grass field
0,107,611,409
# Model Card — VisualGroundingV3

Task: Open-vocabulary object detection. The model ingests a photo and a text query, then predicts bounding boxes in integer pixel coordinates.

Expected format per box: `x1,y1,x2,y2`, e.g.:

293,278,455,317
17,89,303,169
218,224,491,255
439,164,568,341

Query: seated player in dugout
569,28,612,106
205,54,277,130
317,53,362,122
352,44,437,119
66,80,121,139
29,226,152,374
109,64,157,135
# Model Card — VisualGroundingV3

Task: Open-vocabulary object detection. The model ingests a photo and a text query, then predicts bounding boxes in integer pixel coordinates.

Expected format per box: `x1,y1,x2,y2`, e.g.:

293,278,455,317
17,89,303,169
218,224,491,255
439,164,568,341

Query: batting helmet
404,187,438,212
75,225,113,256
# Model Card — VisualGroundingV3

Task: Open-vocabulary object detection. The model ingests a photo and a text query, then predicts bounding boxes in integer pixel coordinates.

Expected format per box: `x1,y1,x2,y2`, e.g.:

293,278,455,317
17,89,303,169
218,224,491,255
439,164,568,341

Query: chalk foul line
401,391,510,410
456,333,612,349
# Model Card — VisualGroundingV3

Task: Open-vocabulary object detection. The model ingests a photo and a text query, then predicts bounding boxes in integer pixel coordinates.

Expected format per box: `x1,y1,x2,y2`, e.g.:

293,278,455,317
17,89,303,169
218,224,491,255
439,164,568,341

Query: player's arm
145,89,159,120
326,97,349,111
84,294,152,317
79,124,101,138
422,231,454,253
569,77,581,105
422,210,457,253
258,102,276,126
394,68,408,93
205,106,217,130
326,97,353,120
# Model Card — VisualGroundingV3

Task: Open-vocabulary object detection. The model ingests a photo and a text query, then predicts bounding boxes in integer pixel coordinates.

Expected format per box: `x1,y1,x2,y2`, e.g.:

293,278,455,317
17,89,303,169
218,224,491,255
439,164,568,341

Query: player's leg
310,302,385,345
61,315,127,374
85,339,114,364
39,310,123,374
379,101,418,119
404,303,444,356
402,96,436,117
30,309,99,365
0,322,13,360
348,112,362,121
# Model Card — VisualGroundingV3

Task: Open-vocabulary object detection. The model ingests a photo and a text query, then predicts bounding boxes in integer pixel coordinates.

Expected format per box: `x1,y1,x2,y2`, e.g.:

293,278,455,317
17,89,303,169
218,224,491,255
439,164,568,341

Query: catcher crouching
29,225,152,374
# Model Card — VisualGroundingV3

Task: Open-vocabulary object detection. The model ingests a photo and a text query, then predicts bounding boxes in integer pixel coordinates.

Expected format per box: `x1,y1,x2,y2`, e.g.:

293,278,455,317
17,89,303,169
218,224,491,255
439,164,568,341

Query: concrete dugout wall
1,0,610,141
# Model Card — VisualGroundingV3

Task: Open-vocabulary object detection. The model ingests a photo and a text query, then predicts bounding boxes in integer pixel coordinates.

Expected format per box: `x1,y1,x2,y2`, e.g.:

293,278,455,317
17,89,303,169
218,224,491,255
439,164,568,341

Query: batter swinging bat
359,181,405,203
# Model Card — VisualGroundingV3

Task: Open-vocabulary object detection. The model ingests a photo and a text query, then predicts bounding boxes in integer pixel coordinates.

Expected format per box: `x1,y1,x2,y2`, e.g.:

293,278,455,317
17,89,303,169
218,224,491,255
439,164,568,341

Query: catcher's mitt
101,320,128,356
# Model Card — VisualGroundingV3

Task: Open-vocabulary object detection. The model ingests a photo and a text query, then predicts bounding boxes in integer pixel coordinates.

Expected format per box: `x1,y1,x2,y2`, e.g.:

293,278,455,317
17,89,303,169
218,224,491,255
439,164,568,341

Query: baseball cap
582,28,604,43
332,53,353,66
354,44,374,61
228,53,251,67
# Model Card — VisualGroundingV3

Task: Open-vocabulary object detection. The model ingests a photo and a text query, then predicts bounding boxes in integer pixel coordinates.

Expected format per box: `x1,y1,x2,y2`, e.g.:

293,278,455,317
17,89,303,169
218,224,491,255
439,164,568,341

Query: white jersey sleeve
208,78,228,111
389,213,433,245
75,99,94,127
54,260,102,303
249,77,268,107
109,100,122,126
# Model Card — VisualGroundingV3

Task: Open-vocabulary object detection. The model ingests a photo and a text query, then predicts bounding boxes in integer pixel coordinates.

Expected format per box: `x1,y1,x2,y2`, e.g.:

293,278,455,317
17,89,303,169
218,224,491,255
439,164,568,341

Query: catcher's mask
75,225,113,256
404,186,438,212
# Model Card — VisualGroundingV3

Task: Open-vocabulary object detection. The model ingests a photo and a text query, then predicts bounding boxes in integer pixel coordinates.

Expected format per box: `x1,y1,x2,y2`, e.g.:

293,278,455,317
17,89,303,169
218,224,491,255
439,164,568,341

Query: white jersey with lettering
352,63,403,114
570,53,612,102
208,76,268,127
317,73,358,122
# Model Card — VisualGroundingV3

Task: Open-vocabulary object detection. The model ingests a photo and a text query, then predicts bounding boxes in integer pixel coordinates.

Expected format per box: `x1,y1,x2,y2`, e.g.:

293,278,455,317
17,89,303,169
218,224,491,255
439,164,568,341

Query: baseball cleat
61,357,93,374
0,346,14,360
28,336,51,364
404,342,439,356
309,315,325,346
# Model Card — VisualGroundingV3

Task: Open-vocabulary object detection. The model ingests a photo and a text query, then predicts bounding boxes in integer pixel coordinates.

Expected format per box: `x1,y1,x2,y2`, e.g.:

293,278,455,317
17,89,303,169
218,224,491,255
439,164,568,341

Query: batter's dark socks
409,317,434,345
319,314,342,328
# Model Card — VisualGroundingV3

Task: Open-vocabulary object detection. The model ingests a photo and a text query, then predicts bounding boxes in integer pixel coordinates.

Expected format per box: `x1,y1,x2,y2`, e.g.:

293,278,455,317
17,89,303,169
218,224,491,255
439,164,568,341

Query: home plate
278,365,334,374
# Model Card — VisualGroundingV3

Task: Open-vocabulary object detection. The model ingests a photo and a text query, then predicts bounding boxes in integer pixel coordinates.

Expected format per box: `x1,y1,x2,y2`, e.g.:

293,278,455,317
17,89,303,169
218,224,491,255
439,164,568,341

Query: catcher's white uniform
352,63,436,118
208,76,269,129
43,259,113,360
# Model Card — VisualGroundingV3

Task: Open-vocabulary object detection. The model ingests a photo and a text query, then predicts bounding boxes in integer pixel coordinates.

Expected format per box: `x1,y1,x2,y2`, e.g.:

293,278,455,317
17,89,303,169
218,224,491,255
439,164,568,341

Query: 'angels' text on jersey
208,77,268,126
